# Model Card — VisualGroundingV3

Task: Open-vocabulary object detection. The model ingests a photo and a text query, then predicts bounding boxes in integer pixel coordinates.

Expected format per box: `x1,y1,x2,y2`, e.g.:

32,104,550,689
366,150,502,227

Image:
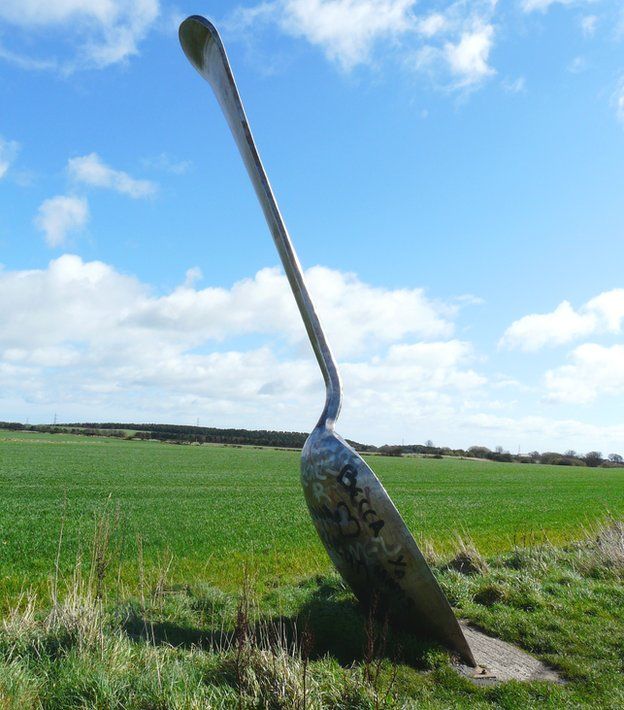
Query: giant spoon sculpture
179,15,476,667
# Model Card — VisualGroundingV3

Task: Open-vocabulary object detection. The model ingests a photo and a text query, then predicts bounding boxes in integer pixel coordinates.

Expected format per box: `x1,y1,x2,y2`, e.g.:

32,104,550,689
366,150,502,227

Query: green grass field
2,429,624,707
1,429,623,600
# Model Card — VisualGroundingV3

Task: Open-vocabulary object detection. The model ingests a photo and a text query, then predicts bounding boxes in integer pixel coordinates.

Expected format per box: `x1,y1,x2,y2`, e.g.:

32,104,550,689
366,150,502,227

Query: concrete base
455,622,563,685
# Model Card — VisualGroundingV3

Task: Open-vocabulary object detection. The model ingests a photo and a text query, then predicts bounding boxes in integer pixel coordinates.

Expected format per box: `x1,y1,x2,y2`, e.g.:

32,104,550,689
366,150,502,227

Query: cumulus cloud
0,0,159,70
68,153,157,198
458,411,624,453
0,255,488,438
34,196,89,247
444,22,495,86
345,340,484,393
3,255,623,450
499,289,624,351
229,0,415,71
0,256,457,354
545,343,624,404
279,0,415,71
229,0,497,88
128,265,456,360
0,136,19,178
416,13,448,37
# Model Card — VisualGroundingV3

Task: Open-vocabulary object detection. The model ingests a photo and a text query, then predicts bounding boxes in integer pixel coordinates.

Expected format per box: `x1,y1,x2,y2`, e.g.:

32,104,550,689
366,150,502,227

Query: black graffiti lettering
358,496,372,515
368,519,385,537
362,507,377,522
388,554,407,579
337,464,362,502
312,465,391,556
388,554,406,567
336,467,388,538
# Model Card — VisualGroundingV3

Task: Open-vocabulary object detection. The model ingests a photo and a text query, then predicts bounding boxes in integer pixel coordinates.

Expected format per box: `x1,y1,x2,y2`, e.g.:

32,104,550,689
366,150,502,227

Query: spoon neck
317,374,342,431
252,183,343,429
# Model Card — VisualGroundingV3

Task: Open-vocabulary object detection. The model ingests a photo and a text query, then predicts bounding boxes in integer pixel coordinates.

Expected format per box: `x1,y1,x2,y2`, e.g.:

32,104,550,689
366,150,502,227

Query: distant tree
540,452,559,465
584,451,603,468
541,451,585,466
608,453,623,464
378,445,403,457
467,446,491,459
564,450,577,458
490,451,513,462
495,445,504,454
425,439,434,448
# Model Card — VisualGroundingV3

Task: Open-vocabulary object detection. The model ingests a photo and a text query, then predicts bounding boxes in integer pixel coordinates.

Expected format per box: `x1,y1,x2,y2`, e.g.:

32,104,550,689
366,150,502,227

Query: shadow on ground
120,576,443,669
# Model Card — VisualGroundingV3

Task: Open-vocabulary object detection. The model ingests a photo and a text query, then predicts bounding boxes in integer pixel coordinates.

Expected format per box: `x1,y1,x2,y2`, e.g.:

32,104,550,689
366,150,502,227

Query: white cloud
500,289,624,351
0,43,58,71
4,255,621,451
229,0,497,89
499,301,595,351
444,22,495,86
125,264,456,358
545,343,624,404
34,196,89,247
580,14,598,36
0,0,159,70
0,255,489,439
416,13,448,37
345,341,484,393
255,0,416,71
585,289,624,330
183,267,203,288
0,256,457,357
68,153,156,198
0,136,19,178
457,411,624,454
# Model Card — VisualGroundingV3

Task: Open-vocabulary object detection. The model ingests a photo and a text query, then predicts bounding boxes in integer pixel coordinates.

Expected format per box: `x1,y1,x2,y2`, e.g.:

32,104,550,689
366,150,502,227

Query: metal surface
179,14,476,667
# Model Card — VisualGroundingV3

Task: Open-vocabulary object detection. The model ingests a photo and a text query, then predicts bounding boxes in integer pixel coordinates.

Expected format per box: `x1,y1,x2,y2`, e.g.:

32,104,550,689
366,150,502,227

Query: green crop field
1,429,623,601
2,429,624,707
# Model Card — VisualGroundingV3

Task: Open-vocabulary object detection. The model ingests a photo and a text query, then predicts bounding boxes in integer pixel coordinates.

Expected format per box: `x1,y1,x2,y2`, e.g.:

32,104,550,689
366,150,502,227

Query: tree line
1,421,621,467
0,421,369,451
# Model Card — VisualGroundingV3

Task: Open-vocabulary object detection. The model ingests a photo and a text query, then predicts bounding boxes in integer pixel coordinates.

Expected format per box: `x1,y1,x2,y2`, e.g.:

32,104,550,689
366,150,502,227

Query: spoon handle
179,15,342,429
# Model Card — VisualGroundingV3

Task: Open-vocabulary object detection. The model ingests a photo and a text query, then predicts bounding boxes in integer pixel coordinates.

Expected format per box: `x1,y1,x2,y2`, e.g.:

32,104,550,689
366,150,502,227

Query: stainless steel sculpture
179,15,476,667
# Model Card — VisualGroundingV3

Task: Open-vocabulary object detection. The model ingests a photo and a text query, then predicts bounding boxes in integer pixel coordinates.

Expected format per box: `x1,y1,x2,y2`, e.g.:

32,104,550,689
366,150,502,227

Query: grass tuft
584,517,624,574
446,535,490,576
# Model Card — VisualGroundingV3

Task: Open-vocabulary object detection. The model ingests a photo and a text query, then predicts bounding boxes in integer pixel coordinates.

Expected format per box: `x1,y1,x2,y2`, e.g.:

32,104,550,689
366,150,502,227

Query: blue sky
1,0,624,453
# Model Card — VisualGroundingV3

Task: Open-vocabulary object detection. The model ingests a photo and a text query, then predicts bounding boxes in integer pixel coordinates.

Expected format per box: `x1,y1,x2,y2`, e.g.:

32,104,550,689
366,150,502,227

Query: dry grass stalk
447,534,489,575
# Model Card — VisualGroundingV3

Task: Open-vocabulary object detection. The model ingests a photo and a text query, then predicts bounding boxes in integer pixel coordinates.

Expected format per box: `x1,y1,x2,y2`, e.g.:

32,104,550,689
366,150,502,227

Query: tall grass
2,508,624,707
0,512,388,708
